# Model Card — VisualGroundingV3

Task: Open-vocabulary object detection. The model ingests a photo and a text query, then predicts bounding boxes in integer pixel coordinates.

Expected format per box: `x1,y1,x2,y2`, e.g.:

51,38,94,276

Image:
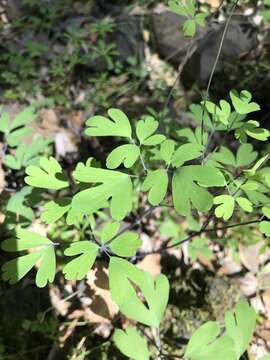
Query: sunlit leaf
172,166,225,215
63,241,99,280
109,257,169,327
225,300,256,359
113,328,149,360
230,90,260,115
72,163,133,220
85,108,132,138
106,144,140,169
142,169,168,205
214,195,235,220
25,157,69,190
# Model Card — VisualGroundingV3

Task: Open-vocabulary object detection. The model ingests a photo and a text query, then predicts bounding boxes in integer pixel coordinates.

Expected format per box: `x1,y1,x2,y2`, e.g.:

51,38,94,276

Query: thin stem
201,0,239,142
155,327,161,360
138,217,261,258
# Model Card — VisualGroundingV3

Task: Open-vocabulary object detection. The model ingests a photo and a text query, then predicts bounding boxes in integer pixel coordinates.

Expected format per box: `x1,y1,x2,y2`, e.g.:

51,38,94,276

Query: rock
150,4,190,66
182,18,258,87
113,14,144,64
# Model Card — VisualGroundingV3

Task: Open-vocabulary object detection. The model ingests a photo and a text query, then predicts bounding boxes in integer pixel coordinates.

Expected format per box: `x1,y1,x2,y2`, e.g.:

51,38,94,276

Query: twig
138,217,261,258
201,0,239,143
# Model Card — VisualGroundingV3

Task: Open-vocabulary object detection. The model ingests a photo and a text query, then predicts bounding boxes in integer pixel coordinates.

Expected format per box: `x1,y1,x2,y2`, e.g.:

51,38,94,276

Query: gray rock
151,6,190,65
182,18,258,87
113,14,144,64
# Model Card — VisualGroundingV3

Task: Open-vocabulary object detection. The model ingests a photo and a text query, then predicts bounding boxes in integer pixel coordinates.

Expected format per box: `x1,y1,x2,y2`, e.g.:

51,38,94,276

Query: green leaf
171,143,202,167
230,90,260,115
183,19,196,37
205,100,231,125
136,116,165,146
113,328,149,360
244,154,269,176
214,195,235,220
109,257,169,327
0,111,9,134
1,228,56,287
142,169,168,205
63,241,99,280
185,321,236,360
110,232,142,257
106,144,140,169
6,186,34,221
236,120,270,142
188,237,213,261
25,157,69,190
225,300,256,359
7,127,34,147
211,146,235,167
236,144,257,167
41,199,71,224
259,221,270,236
100,222,120,244
85,108,132,139
4,136,51,170
235,197,253,212
168,0,190,16
262,207,270,220
72,163,133,220
195,12,207,26
177,127,208,146
172,166,225,215
160,139,175,165
10,106,36,130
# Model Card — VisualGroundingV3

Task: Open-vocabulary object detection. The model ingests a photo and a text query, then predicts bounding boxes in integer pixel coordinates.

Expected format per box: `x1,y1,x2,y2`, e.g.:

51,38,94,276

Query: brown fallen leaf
238,272,258,297
239,242,265,273
137,254,161,277
67,263,119,338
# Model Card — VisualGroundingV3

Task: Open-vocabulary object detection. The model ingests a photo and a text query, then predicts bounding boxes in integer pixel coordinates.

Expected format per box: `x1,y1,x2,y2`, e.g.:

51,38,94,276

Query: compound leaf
205,99,231,125
109,232,142,257
109,257,169,327
25,157,69,190
1,228,56,287
236,144,257,167
171,143,202,168
63,241,99,280
113,328,149,360
41,199,71,224
160,139,175,165
172,165,225,215
106,144,140,169
214,195,235,220
136,116,165,146
142,169,168,205
72,163,133,220
185,321,236,360
85,108,132,139
230,90,260,115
